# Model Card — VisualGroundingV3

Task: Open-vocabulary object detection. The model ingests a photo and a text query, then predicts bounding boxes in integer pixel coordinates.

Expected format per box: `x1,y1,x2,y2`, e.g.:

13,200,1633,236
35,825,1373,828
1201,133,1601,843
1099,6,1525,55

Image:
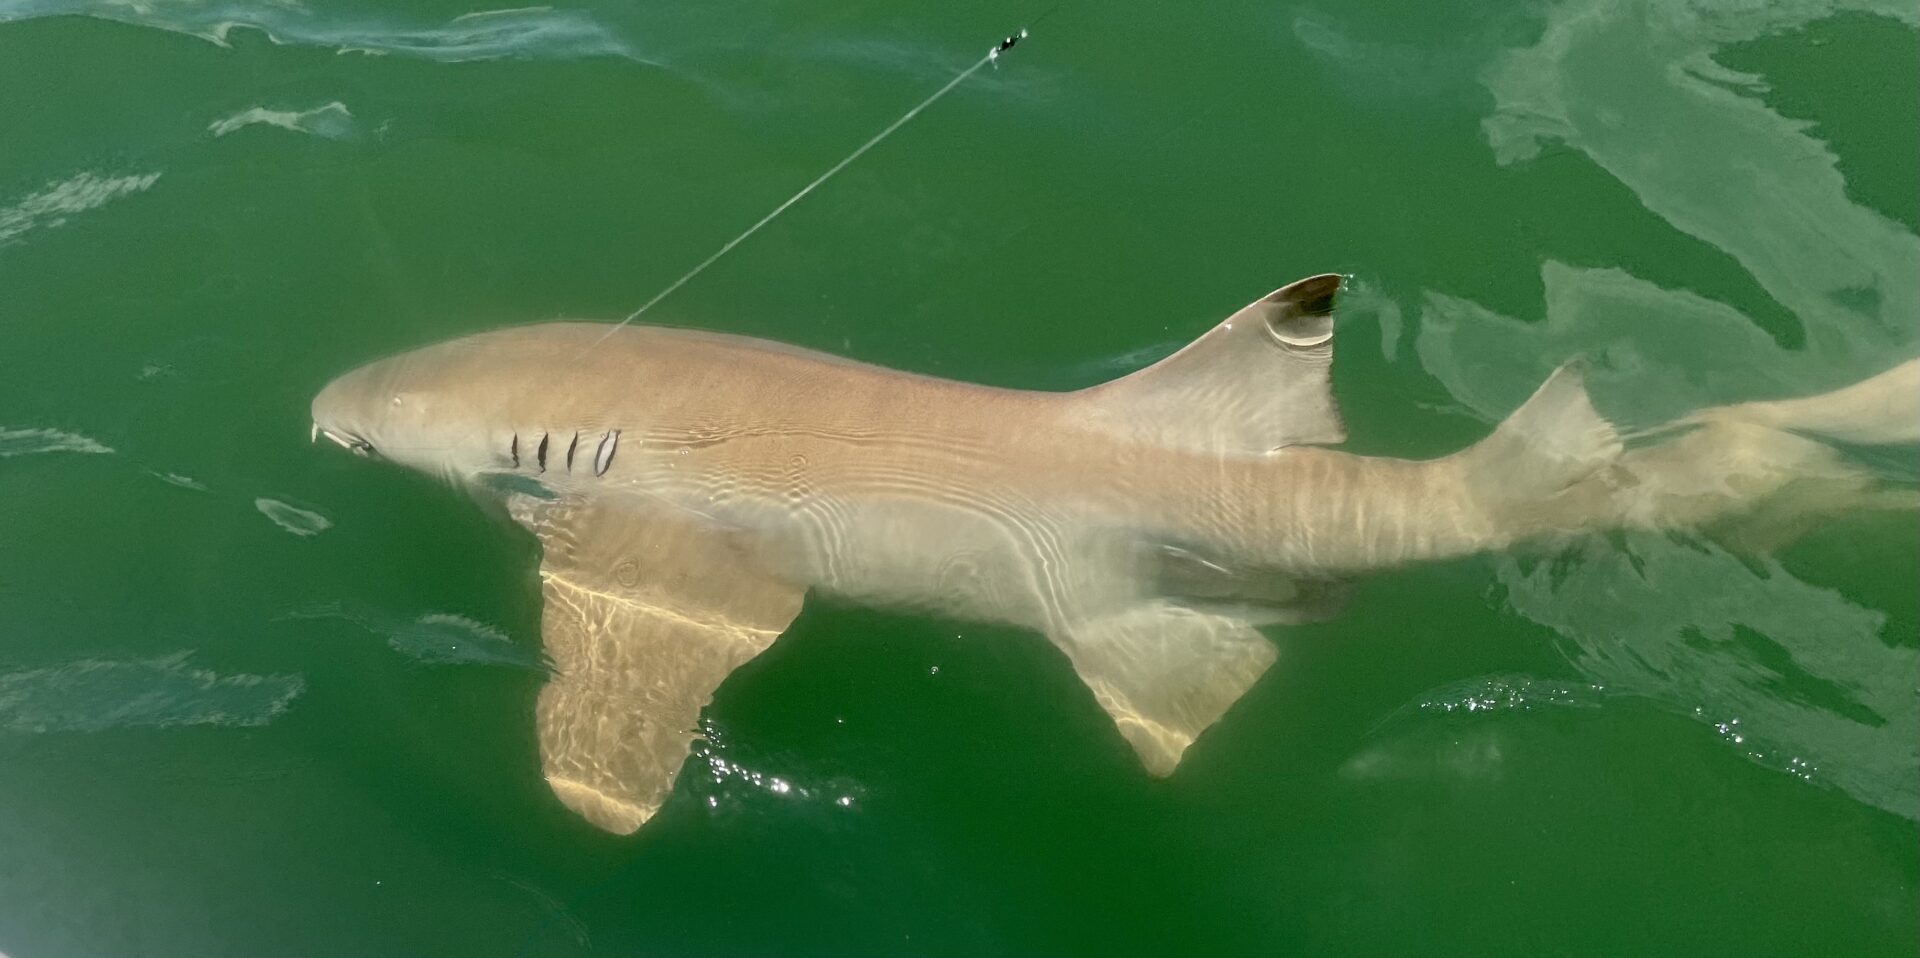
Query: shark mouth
312,423,374,456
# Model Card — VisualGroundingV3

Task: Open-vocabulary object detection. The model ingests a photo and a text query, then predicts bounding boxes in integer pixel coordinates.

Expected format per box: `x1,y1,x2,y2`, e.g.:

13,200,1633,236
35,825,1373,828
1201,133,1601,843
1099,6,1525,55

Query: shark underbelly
598,438,1143,631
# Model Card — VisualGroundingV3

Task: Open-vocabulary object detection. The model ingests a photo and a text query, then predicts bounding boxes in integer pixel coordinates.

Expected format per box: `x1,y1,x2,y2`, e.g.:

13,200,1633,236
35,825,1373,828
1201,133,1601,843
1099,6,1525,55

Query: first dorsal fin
1073,274,1348,453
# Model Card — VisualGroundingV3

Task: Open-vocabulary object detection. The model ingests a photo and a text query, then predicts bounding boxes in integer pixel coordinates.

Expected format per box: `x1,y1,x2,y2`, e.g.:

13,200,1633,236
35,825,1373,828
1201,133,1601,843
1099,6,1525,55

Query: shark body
312,276,1911,832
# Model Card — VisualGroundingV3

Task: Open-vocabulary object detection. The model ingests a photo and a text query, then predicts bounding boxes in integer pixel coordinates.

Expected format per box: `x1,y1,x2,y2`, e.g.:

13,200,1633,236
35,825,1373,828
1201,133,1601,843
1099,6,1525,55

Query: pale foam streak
0,1,645,63
209,101,356,140
0,171,160,246
254,498,332,537
0,652,303,732
0,426,113,457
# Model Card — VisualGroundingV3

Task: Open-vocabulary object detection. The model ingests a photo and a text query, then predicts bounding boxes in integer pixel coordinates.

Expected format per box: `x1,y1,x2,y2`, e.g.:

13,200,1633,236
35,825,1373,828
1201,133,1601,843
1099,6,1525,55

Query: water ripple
0,651,304,732
254,497,332,537
1498,532,1919,819
0,2,653,64
210,101,356,140
0,171,160,247
0,426,113,457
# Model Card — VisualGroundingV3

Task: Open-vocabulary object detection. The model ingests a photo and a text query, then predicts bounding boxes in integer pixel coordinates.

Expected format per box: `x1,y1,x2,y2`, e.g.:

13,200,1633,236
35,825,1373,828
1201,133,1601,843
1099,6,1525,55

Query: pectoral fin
1051,603,1276,776
508,497,803,834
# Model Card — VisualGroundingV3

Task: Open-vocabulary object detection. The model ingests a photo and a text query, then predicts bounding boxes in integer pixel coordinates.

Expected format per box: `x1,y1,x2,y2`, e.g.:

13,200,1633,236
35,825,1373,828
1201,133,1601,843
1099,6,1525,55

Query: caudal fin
1611,417,1917,552
1686,357,1920,446
1459,363,1623,509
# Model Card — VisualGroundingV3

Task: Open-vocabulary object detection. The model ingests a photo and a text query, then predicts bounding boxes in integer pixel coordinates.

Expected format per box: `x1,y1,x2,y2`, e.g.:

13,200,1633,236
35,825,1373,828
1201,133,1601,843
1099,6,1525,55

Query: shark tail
1684,357,1920,446
1457,363,1624,525
1464,360,1919,552
1604,415,1916,553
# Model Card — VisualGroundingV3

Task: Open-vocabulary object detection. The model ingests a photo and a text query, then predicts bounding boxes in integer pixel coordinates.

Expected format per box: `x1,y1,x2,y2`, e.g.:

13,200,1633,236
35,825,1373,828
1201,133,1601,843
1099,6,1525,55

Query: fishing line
588,24,1038,349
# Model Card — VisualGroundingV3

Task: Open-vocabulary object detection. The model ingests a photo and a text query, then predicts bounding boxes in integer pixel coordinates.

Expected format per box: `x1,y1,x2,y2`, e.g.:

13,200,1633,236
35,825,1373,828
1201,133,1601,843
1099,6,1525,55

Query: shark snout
311,365,384,457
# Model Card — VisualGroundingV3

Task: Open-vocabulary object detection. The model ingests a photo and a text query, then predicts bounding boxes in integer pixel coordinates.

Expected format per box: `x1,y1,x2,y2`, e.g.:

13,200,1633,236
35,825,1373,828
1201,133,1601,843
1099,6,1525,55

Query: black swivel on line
990,29,1027,63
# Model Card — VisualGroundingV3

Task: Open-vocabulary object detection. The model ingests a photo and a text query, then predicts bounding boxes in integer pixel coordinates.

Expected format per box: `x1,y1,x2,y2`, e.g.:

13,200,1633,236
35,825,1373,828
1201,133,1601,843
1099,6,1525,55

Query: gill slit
594,430,620,477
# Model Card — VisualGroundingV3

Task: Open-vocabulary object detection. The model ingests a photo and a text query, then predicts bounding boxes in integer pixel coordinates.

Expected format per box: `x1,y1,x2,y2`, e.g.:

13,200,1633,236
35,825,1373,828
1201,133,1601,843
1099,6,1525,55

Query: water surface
1,0,1915,954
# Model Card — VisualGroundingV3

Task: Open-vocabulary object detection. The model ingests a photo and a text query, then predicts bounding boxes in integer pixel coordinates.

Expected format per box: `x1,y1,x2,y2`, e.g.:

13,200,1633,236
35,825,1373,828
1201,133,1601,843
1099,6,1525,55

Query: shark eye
350,438,376,457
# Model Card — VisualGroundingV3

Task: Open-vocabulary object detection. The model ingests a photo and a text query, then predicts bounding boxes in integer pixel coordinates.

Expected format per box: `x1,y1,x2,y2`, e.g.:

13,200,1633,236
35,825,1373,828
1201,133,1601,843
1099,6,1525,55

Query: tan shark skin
1685,358,1920,446
311,276,1913,833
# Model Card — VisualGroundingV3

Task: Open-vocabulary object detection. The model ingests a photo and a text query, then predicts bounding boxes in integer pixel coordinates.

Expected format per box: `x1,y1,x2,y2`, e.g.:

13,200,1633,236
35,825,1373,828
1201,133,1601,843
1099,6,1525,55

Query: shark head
311,337,514,481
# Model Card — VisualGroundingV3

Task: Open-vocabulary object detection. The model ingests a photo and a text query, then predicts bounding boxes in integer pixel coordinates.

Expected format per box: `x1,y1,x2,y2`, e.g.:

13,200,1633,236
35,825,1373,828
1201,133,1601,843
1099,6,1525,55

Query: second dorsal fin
1072,274,1347,454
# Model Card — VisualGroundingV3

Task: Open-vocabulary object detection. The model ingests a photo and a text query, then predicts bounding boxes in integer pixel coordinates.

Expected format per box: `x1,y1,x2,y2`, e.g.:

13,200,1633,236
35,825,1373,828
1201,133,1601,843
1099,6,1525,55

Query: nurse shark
311,275,1914,833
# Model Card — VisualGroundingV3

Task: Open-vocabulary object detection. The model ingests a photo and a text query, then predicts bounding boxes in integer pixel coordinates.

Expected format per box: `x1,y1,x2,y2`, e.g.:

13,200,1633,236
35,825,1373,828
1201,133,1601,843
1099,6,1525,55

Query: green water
2,0,1916,953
